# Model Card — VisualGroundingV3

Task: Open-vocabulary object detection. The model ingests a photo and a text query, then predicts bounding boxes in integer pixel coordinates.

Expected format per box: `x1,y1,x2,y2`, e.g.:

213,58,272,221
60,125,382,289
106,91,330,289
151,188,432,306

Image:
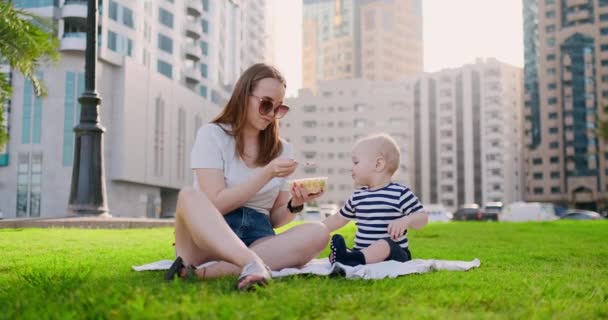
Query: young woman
165,64,329,290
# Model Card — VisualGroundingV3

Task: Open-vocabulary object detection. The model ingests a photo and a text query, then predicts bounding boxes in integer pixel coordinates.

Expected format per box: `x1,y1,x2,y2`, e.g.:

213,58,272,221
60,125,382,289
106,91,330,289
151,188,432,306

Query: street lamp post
68,0,109,216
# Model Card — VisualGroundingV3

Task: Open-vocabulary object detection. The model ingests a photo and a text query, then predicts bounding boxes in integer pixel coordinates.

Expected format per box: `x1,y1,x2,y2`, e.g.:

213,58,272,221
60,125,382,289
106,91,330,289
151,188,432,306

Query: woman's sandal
164,256,197,281
236,260,272,291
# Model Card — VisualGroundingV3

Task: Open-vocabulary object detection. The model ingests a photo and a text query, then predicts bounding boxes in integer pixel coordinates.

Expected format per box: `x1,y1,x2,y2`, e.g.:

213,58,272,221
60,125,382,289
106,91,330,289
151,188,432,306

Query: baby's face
350,143,378,186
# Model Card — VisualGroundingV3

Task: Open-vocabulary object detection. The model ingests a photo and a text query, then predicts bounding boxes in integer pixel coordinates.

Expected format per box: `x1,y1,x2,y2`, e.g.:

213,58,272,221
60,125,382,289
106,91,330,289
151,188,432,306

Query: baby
322,133,428,266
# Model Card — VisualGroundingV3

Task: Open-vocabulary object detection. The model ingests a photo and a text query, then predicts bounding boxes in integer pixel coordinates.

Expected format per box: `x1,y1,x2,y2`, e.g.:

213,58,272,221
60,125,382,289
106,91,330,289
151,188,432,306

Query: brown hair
212,63,286,166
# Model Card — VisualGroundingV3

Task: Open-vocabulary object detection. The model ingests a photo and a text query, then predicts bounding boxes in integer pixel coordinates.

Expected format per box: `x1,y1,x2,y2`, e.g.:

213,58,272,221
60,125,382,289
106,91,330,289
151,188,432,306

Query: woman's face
246,78,286,132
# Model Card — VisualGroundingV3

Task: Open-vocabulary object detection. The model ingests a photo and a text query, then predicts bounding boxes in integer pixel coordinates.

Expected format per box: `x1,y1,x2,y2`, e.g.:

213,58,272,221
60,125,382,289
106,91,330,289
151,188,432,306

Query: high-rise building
413,59,524,211
302,0,423,91
282,59,523,211
0,0,269,218
523,0,608,209
282,79,416,206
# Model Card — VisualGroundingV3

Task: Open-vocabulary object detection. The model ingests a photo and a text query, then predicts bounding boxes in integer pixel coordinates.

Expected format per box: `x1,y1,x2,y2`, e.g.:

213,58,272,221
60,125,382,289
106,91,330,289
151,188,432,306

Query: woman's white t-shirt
190,123,293,215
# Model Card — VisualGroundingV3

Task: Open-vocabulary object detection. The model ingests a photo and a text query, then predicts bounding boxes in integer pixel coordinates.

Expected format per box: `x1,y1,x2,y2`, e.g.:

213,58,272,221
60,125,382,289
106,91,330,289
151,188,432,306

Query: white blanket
132,258,480,280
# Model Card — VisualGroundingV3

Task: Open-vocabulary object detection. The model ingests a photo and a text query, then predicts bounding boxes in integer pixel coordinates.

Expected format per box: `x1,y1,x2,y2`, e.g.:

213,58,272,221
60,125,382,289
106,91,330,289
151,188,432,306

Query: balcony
60,32,86,51
185,20,201,39
62,0,87,19
567,10,590,22
184,67,201,83
567,0,589,6
186,0,203,17
183,44,201,61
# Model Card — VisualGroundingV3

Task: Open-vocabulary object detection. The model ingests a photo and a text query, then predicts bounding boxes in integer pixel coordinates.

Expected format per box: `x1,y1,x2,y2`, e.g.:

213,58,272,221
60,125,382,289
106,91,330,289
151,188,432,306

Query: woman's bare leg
174,187,262,272
201,222,330,278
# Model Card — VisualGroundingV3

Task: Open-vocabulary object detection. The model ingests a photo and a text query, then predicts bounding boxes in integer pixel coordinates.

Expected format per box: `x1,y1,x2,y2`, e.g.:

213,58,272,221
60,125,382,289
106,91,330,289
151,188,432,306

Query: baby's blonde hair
355,133,401,175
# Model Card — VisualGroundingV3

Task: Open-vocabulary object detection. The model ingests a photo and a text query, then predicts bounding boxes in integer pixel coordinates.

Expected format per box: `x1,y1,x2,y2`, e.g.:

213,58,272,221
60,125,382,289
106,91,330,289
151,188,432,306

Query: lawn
1,221,607,319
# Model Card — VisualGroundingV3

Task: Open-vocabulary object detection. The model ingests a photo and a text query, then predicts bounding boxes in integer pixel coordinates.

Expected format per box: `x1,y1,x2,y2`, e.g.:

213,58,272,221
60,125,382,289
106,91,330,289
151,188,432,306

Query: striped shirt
339,182,424,249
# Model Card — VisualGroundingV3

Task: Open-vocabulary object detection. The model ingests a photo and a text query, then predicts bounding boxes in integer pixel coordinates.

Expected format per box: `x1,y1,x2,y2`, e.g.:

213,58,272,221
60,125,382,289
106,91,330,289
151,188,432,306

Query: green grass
1,221,607,319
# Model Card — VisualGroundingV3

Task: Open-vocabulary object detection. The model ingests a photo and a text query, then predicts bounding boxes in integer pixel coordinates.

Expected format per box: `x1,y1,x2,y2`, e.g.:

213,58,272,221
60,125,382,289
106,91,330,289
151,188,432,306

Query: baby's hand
387,216,409,240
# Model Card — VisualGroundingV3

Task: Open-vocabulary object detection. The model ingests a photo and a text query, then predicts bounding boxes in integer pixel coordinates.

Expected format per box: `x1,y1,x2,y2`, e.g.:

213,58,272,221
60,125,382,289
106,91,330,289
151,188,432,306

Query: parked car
560,210,603,220
453,204,483,221
425,204,453,222
482,202,503,221
501,202,559,222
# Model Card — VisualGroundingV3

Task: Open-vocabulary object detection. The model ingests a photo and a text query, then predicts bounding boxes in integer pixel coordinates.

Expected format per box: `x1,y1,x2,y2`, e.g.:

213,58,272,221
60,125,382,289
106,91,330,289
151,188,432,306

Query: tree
0,2,59,148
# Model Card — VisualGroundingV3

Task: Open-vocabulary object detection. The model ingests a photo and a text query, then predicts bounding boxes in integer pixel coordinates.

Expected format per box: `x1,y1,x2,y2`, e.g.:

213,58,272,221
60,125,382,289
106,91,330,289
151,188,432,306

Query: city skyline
271,0,524,96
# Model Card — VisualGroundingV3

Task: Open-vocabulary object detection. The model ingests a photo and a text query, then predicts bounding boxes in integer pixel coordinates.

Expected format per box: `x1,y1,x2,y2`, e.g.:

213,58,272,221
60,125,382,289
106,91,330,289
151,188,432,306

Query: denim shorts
224,207,275,247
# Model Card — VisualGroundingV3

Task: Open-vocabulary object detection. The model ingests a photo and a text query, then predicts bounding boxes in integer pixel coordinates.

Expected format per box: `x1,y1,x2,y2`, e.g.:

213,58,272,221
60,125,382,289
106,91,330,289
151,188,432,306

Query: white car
501,202,559,222
425,204,453,222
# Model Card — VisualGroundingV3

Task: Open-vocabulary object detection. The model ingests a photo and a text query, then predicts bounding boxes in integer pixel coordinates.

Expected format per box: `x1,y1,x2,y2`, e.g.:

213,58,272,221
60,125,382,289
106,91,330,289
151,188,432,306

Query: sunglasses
251,95,290,119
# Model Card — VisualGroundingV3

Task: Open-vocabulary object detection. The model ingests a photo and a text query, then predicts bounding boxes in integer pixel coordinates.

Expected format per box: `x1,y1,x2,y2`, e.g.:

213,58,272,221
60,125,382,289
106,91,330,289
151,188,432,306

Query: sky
270,0,524,97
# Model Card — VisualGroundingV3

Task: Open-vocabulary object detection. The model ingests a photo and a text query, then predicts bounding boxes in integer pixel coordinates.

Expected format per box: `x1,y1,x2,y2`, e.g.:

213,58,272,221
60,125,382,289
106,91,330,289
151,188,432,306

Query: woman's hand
264,158,298,178
290,184,324,207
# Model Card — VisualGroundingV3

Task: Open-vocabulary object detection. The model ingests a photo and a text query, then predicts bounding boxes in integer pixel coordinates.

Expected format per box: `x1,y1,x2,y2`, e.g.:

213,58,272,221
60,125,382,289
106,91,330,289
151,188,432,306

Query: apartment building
282,59,523,211
523,0,608,210
0,0,269,218
302,0,423,91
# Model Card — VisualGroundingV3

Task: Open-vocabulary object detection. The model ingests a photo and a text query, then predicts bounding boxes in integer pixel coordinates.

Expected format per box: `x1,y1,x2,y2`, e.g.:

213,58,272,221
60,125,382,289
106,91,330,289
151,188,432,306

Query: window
200,63,208,78
601,13,608,21
533,187,544,194
12,0,55,8
303,120,317,128
202,0,209,11
159,8,174,28
63,71,84,166
158,34,173,53
202,19,209,33
550,156,559,163
21,75,43,144
533,172,543,179
548,83,557,90
549,127,558,134
549,142,559,149
16,152,42,217
551,187,560,194
201,41,208,56
547,38,555,47
109,1,118,20
109,1,134,28
547,54,556,61
303,105,317,112
548,112,558,119
157,59,172,78
303,136,317,143
545,11,555,19
200,85,208,98
107,30,133,56
546,25,555,33
550,171,560,179
601,28,608,36
533,158,543,165
122,7,134,28
548,97,557,105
